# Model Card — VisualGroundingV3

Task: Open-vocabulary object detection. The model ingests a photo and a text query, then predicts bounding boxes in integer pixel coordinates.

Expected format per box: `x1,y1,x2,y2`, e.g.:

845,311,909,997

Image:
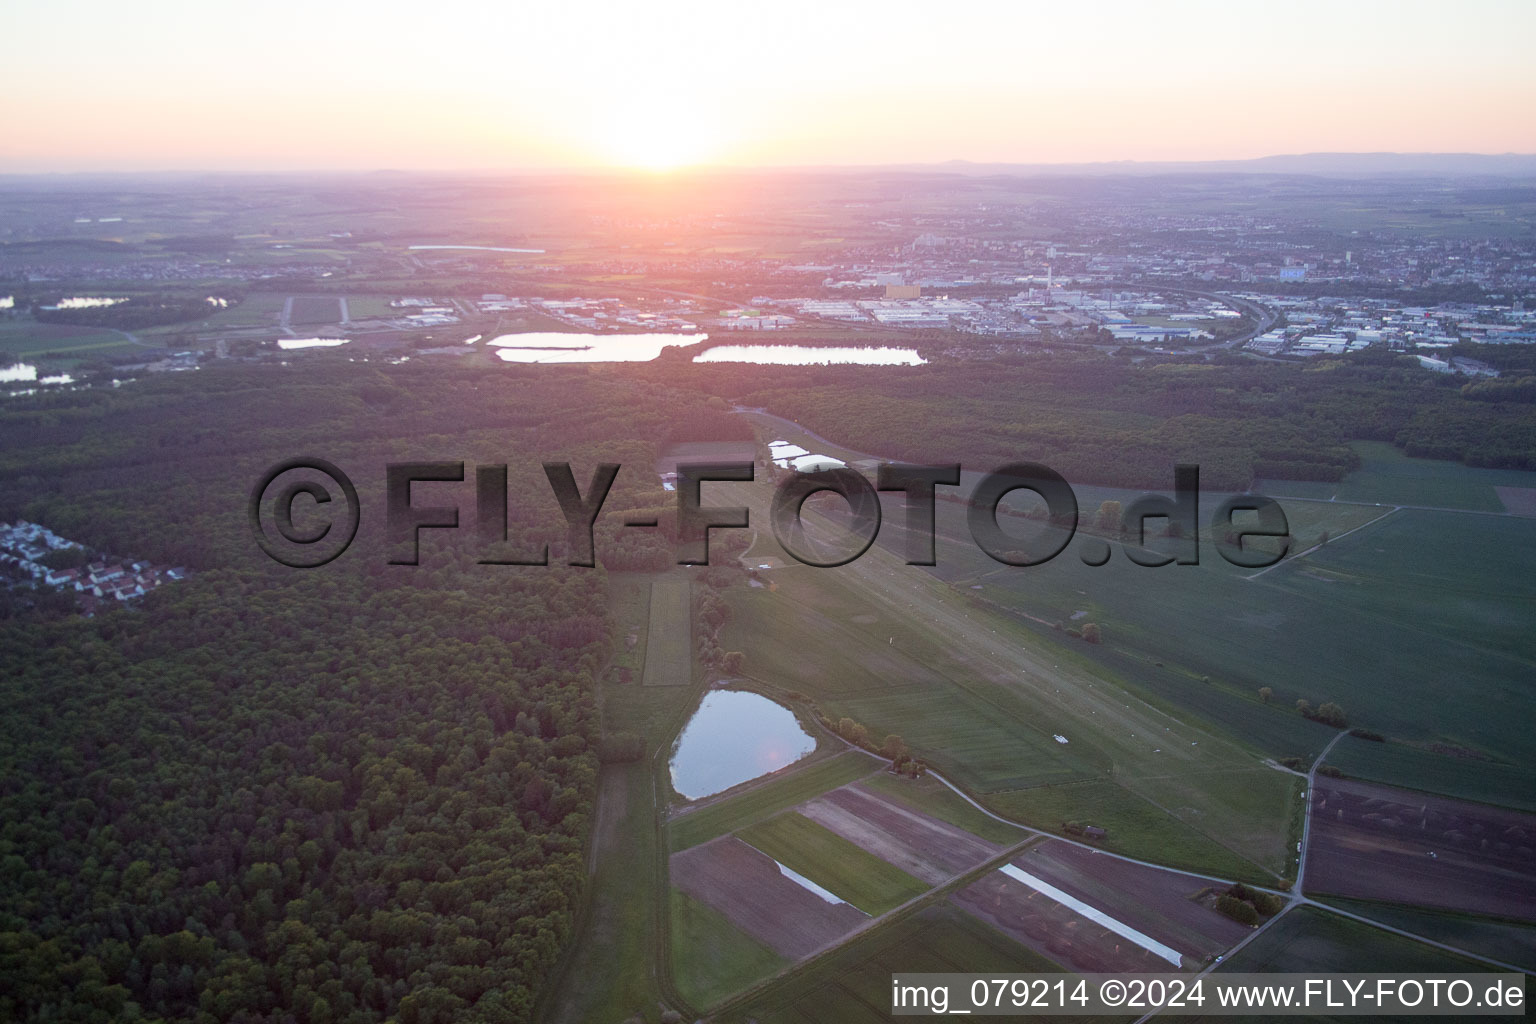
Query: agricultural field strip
1290,899,1533,975
760,855,861,911
797,784,1002,886
1304,775,1536,921
697,833,1051,1019
736,811,931,916
666,752,880,851
997,862,1183,966
642,579,691,686
669,836,869,962
697,765,1252,1006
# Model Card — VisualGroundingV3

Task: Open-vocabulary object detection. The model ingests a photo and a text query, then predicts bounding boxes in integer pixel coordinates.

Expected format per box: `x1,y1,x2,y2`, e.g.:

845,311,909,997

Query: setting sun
600,93,723,170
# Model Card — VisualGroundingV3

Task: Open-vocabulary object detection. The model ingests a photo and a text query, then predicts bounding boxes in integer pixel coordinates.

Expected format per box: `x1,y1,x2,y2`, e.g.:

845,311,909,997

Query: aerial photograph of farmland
1,1,1534,1022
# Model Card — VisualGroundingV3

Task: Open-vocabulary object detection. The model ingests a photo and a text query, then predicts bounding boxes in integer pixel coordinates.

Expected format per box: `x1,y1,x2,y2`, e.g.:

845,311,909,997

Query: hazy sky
5,0,1535,172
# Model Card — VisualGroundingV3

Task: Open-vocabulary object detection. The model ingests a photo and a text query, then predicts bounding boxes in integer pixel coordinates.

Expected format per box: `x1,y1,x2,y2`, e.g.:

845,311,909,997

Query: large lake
694,345,926,365
669,690,816,800
489,332,706,363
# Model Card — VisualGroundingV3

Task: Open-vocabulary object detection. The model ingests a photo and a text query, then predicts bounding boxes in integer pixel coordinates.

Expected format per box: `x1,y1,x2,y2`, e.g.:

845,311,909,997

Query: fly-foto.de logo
250,459,1289,570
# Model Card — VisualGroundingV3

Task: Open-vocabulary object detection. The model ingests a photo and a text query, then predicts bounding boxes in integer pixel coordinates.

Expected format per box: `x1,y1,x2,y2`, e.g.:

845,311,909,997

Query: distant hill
882,152,1536,179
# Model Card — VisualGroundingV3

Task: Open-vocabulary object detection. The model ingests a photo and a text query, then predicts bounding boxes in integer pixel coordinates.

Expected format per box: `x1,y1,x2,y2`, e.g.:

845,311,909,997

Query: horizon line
4,150,1536,180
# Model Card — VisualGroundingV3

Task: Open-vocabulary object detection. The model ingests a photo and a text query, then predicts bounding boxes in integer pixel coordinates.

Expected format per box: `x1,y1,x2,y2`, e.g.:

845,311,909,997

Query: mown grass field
738,812,930,916
669,751,876,852
288,295,342,325
0,321,143,358
642,578,692,686
984,779,1291,884
198,292,289,328
859,773,1029,846
345,295,399,319
670,890,788,1011
542,765,663,1024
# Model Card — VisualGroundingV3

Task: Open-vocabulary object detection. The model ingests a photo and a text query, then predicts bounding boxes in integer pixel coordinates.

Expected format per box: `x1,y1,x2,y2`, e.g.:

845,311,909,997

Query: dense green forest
662,348,1536,489
0,362,747,1023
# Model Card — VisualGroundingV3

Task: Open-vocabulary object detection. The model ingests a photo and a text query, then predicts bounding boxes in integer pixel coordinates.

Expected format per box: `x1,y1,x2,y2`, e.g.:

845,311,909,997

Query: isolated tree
1095,500,1123,534
880,734,906,760
838,718,869,747
1315,701,1349,728
1258,686,1273,704
720,651,745,675
1296,699,1312,717
1081,622,1102,644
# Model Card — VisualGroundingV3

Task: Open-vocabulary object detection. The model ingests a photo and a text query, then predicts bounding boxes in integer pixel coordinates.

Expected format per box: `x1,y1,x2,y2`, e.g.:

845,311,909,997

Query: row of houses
0,520,186,608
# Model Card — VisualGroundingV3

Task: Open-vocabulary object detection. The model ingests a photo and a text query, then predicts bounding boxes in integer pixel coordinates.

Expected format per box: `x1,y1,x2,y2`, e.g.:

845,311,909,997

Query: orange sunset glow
4,0,1534,172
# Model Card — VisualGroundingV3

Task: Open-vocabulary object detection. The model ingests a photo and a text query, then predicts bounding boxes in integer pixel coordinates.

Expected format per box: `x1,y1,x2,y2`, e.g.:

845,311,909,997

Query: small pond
669,689,816,800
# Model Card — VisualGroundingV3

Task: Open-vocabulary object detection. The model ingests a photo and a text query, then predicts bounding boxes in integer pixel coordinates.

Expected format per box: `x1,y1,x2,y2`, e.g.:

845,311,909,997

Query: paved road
1296,730,1348,891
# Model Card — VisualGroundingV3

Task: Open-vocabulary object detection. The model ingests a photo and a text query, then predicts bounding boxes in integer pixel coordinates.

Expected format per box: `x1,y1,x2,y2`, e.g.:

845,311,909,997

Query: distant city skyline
5,0,1535,173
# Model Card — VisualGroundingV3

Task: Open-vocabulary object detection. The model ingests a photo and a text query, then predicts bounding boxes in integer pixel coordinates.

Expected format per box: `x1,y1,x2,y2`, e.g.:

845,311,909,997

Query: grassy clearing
603,574,650,688
985,781,1277,884
669,752,876,852
345,295,399,319
738,812,930,916
670,889,788,1011
288,295,342,325
728,902,1067,1024
642,578,692,686
854,773,1027,846
201,292,289,328
0,321,142,357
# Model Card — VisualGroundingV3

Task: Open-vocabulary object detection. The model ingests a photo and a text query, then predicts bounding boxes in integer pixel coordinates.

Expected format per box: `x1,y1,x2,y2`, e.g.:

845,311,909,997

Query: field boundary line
1245,504,1397,580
